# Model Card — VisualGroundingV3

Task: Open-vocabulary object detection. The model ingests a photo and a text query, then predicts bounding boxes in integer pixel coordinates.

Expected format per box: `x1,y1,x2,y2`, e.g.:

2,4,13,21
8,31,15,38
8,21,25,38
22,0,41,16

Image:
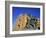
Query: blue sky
12,7,40,25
